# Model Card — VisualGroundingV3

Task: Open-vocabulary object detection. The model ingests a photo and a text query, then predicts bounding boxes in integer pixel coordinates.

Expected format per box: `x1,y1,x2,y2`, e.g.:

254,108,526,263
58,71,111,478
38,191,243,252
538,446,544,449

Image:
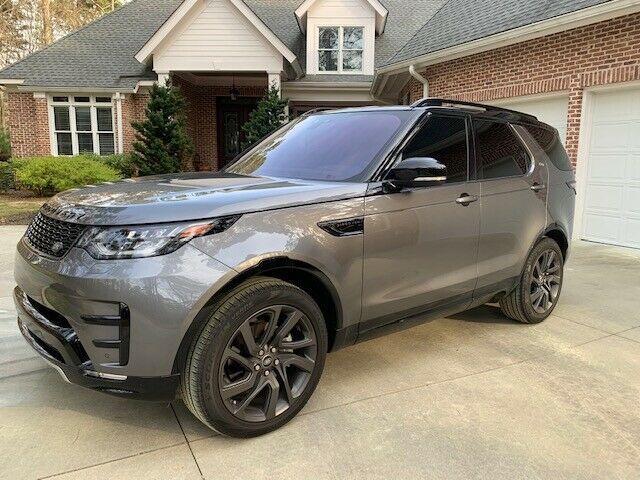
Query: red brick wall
6,92,50,157
173,77,266,170
121,92,149,154
403,12,640,165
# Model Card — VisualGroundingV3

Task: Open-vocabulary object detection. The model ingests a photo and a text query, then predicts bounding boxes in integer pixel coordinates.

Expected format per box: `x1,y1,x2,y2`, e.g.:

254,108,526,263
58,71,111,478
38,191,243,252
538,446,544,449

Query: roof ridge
382,0,452,66
0,0,144,76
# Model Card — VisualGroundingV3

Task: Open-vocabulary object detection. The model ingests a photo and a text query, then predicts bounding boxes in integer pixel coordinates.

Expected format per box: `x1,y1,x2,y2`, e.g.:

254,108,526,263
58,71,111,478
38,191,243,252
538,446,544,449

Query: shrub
132,80,192,176
87,153,137,178
0,128,10,161
241,83,289,149
0,161,15,191
14,155,121,195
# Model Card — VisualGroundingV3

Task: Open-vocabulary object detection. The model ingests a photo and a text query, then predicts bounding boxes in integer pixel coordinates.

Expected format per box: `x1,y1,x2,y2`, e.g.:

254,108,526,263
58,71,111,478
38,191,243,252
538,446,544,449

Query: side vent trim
318,217,364,237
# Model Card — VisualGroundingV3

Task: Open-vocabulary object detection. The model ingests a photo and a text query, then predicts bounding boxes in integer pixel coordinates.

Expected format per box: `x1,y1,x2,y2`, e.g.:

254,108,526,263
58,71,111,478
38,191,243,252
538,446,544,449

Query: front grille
24,212,86,258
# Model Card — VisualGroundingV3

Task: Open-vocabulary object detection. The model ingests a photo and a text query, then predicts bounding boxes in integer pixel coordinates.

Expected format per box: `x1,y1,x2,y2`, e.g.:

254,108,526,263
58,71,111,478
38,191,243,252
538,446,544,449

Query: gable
152,0,286,72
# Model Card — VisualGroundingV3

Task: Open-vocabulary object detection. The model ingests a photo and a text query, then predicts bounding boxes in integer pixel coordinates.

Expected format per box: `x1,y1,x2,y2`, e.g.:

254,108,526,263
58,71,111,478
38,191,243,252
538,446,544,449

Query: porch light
230,75,239,101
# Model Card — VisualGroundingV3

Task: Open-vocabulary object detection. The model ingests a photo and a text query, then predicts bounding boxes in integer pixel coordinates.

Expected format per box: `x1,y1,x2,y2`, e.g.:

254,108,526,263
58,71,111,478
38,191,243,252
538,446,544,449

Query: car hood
41,172,367,225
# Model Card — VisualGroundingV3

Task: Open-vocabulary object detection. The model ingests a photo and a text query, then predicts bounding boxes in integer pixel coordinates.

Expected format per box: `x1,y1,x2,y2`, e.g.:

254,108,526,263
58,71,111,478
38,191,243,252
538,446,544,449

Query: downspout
409,64,429,98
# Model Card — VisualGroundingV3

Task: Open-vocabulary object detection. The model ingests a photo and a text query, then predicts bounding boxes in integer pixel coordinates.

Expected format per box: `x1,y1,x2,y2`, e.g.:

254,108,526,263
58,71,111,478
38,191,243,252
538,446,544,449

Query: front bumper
14,239,234,381
16,287,180,401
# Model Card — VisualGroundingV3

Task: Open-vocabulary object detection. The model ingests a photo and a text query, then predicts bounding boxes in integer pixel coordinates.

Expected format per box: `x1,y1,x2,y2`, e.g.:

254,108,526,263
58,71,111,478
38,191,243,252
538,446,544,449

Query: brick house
1,0,639,248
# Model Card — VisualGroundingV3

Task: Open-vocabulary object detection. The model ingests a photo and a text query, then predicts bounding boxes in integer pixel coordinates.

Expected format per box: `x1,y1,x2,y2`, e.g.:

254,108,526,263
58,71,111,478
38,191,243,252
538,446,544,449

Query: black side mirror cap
383,157,448,191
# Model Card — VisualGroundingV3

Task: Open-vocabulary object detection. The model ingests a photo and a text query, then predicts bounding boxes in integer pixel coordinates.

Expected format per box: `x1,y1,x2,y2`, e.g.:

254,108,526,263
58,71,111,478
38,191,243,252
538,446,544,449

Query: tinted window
225,111,415,182
525,124,573,171
474,120,530,179
402,115,468,184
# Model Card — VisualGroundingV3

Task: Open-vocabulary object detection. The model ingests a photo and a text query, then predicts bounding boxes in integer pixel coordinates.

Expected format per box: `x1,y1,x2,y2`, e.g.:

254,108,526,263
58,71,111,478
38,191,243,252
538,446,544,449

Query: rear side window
401,115,468,184
473,120,530,179
524,125,573,171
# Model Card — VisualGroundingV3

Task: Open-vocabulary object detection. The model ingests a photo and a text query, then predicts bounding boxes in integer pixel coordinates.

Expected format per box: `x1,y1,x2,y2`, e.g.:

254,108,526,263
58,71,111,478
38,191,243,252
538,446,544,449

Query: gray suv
14,99,575,437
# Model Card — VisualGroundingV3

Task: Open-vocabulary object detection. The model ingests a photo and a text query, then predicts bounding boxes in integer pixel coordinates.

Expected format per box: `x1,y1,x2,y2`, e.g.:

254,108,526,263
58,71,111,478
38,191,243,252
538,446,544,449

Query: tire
181,276,328,437
500,237,564,324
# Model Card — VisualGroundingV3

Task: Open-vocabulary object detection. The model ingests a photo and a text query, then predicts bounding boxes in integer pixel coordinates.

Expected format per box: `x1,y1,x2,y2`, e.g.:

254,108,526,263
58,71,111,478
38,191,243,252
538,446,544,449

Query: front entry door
217,98,258,166
361,114,480,334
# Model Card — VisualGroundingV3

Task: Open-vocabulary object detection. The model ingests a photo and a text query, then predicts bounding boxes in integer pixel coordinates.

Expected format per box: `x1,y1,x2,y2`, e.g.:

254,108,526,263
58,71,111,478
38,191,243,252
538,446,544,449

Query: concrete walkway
1,225,639,479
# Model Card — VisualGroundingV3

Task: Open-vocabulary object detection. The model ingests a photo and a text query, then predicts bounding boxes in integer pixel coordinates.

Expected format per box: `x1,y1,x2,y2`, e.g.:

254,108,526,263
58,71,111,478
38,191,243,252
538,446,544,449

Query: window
318,26,363,73
401,115,469,184
226,111,417,182
473,120,530,179
50,95,115,156
524,124,572,171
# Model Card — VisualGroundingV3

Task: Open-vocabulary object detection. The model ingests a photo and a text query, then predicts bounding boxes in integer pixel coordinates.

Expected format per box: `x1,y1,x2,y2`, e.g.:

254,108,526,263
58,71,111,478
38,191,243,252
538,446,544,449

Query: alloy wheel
529,249,562,314
218,305,318,422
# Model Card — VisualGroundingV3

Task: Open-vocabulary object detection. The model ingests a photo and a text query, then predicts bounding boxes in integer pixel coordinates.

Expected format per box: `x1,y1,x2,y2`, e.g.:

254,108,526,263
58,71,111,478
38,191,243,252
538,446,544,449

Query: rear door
361,113,480,332
472,117,548,296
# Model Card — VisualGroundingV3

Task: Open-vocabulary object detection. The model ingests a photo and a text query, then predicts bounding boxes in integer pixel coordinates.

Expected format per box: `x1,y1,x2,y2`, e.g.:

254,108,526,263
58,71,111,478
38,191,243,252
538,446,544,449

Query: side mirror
384,157,448,191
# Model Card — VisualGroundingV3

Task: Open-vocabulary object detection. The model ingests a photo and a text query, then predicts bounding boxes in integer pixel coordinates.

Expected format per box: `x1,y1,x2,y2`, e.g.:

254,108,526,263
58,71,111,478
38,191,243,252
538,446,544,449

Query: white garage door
492,95,569,145
581,87,640,249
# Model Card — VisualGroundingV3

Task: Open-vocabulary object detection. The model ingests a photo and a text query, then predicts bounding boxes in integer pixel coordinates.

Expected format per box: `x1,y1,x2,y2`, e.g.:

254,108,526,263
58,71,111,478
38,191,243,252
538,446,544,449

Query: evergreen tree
132,81,192,176
241,83,289,149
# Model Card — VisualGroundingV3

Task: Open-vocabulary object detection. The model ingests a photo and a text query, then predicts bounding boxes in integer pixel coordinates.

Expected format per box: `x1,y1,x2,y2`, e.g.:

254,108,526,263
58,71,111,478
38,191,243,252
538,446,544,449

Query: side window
402,115,468,184
525,124,573,171
473,120,530,179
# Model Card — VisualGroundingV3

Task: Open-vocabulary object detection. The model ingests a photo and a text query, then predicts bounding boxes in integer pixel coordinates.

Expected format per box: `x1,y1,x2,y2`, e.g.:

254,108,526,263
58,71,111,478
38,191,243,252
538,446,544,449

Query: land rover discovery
14,99,576,437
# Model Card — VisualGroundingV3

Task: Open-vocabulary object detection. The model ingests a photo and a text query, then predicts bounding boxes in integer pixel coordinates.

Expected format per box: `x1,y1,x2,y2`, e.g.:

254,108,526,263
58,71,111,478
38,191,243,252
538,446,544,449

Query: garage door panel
624,218,640,248
627,185,640,214
592,90,634,118
582,86,640,248
583,214,622,243
587,153,626,180
585,183,624,211
591,121,634,148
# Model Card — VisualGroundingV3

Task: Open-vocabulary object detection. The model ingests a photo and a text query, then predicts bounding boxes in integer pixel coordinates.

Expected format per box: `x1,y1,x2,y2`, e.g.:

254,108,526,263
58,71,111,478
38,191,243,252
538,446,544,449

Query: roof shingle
385,0,614,66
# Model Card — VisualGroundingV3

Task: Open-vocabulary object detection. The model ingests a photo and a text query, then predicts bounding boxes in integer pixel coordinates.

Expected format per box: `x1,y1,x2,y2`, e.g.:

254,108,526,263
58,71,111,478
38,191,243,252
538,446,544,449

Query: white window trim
317,26,364,74
48,95,116,156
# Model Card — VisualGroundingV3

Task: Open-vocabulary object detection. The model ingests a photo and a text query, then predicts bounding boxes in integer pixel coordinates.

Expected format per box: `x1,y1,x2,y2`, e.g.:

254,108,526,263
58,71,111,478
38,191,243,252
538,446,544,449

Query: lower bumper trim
18,316,179,402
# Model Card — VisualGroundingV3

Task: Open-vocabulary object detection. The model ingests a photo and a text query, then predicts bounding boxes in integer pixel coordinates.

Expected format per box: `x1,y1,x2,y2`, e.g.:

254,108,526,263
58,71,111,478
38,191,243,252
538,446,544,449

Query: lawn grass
0,194,48,225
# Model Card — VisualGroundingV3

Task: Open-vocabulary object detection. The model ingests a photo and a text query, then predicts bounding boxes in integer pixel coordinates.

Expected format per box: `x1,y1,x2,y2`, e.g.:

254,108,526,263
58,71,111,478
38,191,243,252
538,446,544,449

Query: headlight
77,215,240,259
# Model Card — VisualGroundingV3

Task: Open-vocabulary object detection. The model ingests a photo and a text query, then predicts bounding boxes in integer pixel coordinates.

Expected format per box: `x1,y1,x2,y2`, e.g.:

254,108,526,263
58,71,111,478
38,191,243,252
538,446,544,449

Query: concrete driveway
1,225,639,480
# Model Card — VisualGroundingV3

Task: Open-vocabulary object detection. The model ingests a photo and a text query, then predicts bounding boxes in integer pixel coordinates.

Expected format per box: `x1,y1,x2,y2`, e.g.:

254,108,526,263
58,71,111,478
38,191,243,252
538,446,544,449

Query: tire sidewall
196,281,327,437
520,238,564,323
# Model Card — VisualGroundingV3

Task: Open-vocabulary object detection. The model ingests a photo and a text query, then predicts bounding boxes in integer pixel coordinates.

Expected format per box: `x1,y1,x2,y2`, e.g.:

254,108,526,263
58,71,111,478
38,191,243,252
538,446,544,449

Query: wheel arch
171,257,345,374
543,224,569,260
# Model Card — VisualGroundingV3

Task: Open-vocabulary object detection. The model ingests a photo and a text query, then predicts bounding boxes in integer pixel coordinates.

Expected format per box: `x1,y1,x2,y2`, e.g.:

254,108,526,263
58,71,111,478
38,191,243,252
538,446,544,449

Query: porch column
157,71,170,86
267,71,281,97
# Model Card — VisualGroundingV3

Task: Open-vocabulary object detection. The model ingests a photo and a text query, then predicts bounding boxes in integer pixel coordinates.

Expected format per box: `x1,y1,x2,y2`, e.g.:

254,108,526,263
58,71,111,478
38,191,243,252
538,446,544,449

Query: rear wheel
500,237,564,324
181,277,327,437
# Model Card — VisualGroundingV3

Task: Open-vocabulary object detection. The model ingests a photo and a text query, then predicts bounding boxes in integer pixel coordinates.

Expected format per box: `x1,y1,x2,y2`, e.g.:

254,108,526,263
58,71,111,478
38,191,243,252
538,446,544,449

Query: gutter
409,65,428,98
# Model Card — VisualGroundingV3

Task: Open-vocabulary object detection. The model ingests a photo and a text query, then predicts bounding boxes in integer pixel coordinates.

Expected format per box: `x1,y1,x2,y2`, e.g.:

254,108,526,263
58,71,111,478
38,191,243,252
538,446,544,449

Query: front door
361,113,480,334
217,98,258,167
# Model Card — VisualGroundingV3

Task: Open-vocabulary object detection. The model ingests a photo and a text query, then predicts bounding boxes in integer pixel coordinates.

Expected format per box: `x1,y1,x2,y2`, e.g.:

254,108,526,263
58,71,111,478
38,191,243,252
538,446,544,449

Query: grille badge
51,242,64,254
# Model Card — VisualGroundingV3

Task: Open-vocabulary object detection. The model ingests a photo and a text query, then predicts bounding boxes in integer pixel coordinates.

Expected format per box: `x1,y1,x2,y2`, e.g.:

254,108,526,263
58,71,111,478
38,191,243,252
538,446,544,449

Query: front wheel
500,237,564,324
181,277,328,437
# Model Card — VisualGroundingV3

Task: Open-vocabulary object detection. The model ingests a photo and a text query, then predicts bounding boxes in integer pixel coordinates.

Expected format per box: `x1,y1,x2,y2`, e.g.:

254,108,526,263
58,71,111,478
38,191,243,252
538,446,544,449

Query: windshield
224,110,417,182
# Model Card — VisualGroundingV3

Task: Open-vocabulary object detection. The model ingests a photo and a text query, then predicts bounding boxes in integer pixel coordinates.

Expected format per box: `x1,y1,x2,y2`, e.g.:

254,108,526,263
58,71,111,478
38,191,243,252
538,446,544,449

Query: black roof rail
411,97,539,122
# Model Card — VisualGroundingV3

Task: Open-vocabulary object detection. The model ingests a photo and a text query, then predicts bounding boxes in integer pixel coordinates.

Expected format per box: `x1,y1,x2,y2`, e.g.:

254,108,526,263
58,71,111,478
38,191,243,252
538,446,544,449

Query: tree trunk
41,0,52,45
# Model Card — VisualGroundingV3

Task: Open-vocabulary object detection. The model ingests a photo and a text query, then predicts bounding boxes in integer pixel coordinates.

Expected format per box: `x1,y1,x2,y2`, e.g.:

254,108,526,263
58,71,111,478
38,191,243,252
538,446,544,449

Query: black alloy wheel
181,277,327,437
219,305,318,422
529,249,562,314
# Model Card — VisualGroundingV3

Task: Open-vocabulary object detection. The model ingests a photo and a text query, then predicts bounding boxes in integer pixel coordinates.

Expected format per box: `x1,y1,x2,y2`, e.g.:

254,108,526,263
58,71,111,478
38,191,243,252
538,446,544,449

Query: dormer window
318,26,363,73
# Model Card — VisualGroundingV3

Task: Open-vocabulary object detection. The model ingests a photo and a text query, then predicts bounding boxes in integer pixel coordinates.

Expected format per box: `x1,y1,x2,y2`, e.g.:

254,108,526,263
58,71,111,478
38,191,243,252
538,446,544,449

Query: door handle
456,194,478,206
531,183,546,192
